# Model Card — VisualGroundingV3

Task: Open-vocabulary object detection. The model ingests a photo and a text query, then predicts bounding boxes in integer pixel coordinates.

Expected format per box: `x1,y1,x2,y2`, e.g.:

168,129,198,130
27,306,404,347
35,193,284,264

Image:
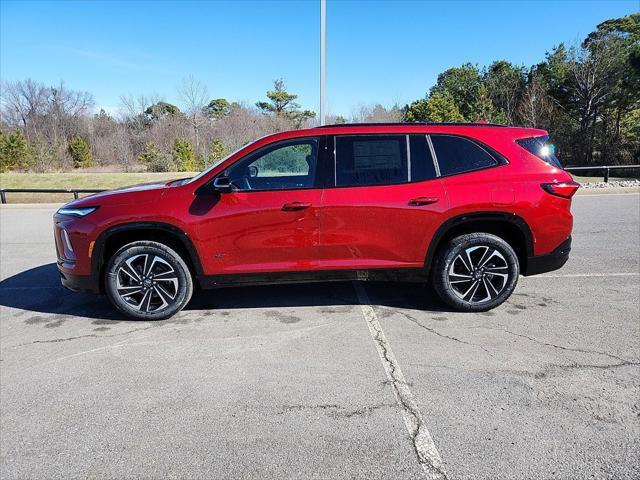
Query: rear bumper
523,236,571,276
58,265,101,294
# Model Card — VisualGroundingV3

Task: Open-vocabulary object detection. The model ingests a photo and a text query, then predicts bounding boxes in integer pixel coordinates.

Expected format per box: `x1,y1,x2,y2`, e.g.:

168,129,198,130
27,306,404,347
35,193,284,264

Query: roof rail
313,122,507,129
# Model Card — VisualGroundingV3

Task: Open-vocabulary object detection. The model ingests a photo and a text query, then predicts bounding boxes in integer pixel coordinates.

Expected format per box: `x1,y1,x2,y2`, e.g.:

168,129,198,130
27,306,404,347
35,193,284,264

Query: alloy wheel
447,245,510,304
116,254,179,312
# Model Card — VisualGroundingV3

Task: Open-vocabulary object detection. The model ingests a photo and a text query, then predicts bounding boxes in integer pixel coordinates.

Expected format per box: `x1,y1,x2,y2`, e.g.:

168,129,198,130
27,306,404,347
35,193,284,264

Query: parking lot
1,193,638,479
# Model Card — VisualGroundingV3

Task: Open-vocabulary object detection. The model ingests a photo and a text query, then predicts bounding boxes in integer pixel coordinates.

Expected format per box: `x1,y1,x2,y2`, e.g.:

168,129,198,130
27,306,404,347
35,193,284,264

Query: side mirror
212,175,235,193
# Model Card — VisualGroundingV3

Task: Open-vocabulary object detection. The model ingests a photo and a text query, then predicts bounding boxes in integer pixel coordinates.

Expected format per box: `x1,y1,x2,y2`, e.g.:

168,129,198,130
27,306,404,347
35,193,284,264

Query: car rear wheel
105,241,193,320
432,233,519,312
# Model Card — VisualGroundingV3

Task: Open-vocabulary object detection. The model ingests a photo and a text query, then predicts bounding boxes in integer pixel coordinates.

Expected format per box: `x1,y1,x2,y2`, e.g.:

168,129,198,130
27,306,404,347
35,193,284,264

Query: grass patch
0,172,195,204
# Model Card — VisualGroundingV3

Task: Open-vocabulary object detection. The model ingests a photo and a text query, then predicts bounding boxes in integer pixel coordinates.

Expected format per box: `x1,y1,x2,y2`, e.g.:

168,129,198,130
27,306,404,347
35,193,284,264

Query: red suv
53,123,578,320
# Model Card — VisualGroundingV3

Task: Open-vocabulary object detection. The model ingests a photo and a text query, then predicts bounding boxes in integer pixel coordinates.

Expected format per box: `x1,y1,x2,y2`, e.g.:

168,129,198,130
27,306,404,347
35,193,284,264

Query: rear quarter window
516,136,562,168
430,135,499,176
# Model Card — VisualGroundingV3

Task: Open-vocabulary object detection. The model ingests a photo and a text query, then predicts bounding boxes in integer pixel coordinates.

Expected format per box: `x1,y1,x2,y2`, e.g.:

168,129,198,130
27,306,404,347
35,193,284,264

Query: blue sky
1,0,637,116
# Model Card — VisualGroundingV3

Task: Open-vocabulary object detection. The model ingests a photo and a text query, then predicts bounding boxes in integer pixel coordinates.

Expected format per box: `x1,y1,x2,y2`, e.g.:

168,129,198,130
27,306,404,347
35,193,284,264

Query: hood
63,179,180,208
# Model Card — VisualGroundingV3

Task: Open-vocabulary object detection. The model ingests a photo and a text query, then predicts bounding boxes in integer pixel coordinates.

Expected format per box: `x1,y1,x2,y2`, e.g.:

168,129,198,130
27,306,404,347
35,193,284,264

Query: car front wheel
105,241,193,320
432,233,519,312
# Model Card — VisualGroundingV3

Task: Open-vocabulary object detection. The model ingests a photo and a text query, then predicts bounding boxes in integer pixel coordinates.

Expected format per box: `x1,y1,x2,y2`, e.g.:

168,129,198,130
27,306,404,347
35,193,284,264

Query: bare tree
178,75,209,156
517,75,553,128
351,103,403,123
0,79,48,130
567,43,617,163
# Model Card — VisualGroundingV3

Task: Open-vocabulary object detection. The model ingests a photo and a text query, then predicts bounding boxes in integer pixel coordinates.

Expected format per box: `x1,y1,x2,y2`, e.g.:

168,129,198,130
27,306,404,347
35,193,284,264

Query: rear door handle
282,202,312,211
408,196,439,206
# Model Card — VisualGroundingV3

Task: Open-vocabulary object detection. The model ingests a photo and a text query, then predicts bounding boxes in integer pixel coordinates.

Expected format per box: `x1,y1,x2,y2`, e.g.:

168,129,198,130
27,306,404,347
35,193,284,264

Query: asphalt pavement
0,192,638,479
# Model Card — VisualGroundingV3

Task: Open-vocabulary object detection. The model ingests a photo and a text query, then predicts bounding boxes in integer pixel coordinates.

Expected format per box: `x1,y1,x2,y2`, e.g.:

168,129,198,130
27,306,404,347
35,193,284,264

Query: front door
196,137,324,275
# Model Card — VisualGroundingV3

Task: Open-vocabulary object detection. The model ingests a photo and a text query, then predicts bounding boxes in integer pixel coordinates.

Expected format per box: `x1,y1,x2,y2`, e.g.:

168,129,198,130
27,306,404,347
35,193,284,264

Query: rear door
319,134,448,270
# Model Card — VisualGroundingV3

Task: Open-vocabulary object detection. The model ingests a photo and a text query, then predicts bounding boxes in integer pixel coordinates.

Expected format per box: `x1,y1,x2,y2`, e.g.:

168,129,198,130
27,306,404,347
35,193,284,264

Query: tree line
0,13,637,173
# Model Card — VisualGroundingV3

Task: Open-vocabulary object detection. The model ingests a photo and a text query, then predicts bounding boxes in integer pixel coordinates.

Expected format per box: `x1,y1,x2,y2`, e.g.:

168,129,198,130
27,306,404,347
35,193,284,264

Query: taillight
541,181,580,199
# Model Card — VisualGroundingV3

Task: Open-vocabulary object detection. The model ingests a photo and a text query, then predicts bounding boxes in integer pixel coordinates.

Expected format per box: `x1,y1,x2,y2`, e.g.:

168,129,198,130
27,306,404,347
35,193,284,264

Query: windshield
187,141,254,184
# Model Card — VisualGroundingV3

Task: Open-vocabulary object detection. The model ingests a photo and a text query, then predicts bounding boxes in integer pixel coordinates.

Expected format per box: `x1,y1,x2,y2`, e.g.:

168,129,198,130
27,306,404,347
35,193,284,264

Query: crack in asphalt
380,306,495,358
14,326,156,347
472,325,637,364
548,360,640,371
278,402,395,419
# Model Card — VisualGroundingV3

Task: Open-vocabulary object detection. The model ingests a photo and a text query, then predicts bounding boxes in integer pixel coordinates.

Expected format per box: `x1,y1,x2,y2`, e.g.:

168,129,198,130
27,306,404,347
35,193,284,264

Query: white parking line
575,192,639,197
526,272,639,278
353,281,447,480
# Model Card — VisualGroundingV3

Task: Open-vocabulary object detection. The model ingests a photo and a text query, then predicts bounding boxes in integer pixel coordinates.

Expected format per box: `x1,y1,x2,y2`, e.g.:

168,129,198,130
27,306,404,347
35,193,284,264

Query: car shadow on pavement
0,263,450,322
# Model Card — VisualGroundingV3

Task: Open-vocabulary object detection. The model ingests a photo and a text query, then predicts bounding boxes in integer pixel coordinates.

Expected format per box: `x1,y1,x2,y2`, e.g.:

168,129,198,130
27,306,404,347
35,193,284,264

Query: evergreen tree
171,138,198,172
204,99,231,119
429,63,483,120
208,138,228,165
138,142,175,172
0,129,31,172
68,136,93,169
256,79,316,126
404,93,465,123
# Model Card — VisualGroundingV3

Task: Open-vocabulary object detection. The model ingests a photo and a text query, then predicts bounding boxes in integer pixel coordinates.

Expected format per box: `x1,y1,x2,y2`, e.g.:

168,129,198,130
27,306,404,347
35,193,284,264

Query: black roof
314,122,507,128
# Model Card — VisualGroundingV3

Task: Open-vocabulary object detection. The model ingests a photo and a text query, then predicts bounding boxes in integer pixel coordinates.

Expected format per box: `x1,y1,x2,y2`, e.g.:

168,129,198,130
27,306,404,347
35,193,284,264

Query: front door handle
408,196,439,206
282,202,312,211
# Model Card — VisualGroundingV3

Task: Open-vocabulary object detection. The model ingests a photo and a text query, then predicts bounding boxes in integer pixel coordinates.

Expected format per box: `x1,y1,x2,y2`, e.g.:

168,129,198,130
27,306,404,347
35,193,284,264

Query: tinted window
227,138,318,191
409,135,437,182
431,135,498,176
516,136,562,168
335,135,408,186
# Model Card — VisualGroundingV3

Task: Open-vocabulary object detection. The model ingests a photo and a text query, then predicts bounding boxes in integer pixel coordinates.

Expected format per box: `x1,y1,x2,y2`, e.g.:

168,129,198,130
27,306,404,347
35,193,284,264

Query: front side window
226,138,318,191
431,135,498,176
335,135,408,187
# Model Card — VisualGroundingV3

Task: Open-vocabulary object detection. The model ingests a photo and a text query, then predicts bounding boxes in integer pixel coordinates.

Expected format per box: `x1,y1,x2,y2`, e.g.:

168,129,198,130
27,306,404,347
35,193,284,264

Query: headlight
56,207,98,217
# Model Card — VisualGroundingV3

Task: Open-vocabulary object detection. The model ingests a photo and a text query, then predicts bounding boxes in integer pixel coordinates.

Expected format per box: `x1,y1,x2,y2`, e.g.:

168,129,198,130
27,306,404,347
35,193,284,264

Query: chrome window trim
406,135,411,182
426,135,441,177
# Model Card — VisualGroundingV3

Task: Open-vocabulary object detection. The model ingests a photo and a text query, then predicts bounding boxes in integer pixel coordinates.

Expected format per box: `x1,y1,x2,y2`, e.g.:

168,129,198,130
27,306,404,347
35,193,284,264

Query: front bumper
523,236,571,276
58,265,101,294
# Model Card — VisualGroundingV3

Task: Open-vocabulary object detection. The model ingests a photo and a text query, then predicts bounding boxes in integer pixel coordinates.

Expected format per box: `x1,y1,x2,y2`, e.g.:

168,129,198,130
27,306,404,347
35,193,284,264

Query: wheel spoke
152,285,173,309
121,259,142,282
478,249,504,269
464,280,481,301
460,279,479,299
485,272,508,278
484,277,500,297
153,270,176,278
465,249,476,271
134,289,151,311
481,278,495,300
475,246,491,269
119,287,144,298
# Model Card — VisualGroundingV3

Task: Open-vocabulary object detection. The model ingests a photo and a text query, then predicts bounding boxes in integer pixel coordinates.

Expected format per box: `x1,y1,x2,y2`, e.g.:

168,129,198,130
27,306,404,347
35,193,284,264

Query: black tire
105,241,193,320
432,233,519,312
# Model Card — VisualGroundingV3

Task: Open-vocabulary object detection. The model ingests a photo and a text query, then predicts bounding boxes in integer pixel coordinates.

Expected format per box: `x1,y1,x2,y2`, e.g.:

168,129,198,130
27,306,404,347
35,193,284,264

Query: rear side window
516,136,562,168
431,135,498,176
335,135,408,187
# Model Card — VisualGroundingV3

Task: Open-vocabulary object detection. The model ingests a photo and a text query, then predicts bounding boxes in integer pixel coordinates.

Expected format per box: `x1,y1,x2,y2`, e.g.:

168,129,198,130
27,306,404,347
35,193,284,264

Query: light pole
320,0,326,125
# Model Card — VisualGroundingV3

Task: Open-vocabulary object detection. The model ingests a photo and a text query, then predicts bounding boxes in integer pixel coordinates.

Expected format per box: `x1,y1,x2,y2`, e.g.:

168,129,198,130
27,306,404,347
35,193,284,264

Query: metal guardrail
0,165,638,203
0,189,106,204
564,165,640,183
